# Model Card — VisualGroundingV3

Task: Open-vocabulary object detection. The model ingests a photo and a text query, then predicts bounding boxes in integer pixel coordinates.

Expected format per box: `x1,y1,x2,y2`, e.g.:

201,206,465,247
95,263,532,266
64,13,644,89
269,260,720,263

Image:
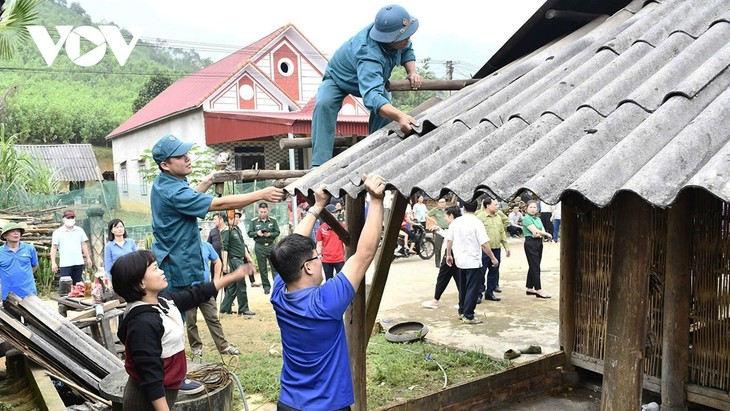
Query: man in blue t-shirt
269,175,386,411
149,134,285,291
0,223,38,301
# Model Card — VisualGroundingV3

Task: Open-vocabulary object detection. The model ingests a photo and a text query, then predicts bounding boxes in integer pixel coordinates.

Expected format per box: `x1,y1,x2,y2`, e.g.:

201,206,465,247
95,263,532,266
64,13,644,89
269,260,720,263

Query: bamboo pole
559,201,578,371
279,136,358,150
385,79,478,91
600,192,652,410
661,190,692,410
211,169,308,183
344,194,366,411
365,193,407,340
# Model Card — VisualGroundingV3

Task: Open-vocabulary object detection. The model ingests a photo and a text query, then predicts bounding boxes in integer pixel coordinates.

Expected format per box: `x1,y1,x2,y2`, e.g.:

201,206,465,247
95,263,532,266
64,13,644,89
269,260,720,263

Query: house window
138,160,147,196
120,162,128,193
278,58,294,77
234,146,265,171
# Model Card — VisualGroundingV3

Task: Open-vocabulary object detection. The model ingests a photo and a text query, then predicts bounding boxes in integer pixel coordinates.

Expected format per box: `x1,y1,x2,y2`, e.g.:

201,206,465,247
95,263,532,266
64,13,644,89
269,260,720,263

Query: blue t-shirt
104,238,138,278
0,242,38,300
271,272,356,410
150,172,213,288
199,241,219,283
326,23,416,115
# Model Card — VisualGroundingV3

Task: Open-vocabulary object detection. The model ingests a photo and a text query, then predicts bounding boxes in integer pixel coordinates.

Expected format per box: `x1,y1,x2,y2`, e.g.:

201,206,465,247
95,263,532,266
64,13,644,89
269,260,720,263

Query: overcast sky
75,0,544,78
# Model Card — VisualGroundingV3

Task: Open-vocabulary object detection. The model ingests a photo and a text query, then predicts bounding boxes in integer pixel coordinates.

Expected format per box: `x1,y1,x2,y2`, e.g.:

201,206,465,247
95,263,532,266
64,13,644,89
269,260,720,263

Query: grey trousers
122,375,178,410
186,296,230,352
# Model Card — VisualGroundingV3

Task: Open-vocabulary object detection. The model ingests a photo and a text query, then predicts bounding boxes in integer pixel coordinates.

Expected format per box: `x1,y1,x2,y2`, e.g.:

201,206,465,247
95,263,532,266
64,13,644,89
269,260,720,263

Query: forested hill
0,0,211,145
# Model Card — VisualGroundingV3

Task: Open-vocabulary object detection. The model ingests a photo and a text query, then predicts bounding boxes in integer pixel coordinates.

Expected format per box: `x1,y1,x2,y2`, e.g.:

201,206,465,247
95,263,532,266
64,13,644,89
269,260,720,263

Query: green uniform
248,217,280,292
220,226,250,313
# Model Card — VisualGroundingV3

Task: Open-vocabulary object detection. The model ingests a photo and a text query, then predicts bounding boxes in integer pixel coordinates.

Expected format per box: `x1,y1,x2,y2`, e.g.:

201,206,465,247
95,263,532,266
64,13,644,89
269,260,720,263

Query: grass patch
213,334,511,410
366,334,511,409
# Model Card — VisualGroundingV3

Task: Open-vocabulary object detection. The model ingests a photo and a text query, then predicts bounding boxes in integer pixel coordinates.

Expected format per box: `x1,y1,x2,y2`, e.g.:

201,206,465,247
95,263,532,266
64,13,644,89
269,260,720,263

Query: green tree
132,71,174,112
390,58,442,113
0,0,42,59
139,145,215,187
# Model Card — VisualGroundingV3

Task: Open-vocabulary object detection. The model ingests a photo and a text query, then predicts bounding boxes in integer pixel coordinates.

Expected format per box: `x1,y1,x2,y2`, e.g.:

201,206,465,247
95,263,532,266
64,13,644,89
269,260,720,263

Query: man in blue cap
150,134,285,293
310,4,422,168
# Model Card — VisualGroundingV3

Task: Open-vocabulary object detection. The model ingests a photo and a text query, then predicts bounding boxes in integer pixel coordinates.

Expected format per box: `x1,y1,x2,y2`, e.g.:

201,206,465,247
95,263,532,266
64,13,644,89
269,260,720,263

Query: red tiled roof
107,25,291,138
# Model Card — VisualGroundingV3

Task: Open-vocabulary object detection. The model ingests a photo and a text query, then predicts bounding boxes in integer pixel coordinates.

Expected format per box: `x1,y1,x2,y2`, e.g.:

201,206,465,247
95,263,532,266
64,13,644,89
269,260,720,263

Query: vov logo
27,25,140,67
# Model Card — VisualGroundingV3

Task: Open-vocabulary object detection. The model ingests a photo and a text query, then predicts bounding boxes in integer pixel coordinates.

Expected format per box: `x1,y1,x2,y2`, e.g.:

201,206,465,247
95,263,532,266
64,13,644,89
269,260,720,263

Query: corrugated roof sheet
289,0,730,208
16,144,103,182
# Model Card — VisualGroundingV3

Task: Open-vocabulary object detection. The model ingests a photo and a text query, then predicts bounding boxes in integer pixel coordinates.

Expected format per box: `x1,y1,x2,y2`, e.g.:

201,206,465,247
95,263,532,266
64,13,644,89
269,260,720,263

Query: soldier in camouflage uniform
248,202,280,294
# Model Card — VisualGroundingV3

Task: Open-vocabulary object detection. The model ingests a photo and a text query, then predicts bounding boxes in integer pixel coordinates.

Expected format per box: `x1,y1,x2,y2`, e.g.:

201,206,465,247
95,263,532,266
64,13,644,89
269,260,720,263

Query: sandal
504,349,521,360
221,346,240,355
519,345,542,354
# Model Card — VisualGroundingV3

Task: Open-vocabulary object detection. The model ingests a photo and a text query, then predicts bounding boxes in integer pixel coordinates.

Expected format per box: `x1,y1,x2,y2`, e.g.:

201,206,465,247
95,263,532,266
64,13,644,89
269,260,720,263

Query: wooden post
344,194,367,410
600,192,652,410
661,190,692,410
559,201,578,370
365,193,408,339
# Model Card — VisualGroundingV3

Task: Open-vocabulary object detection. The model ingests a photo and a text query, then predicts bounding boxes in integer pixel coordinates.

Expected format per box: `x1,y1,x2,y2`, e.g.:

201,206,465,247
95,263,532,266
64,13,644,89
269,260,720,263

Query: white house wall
111,110,206,212
211,86,238,111
300,59,321,105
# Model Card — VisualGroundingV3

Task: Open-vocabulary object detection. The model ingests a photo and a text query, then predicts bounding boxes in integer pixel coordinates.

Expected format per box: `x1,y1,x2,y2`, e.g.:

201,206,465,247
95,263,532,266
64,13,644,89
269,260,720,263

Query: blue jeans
479,248,501,296
457,267,482,320
311,76,390,167
553,219,561,242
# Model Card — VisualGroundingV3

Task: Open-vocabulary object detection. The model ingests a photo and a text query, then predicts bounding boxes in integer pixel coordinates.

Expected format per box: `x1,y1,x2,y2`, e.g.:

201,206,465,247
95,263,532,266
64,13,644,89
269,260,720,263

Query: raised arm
341,175,385,291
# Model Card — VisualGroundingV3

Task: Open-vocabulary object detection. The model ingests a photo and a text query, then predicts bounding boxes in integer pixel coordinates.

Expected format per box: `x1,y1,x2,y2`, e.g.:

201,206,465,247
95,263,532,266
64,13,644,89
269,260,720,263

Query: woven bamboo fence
688,191,730,392
571,190,730,394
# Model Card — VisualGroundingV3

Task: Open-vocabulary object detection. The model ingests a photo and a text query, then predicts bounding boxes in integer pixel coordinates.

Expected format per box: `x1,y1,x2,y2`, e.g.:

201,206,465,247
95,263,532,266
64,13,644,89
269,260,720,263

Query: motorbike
393,223,435,260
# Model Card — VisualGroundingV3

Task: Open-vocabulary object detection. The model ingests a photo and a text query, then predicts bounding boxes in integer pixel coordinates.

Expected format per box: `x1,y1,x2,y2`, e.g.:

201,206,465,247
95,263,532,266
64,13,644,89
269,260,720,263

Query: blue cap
369,5,419,43
152,134,194,165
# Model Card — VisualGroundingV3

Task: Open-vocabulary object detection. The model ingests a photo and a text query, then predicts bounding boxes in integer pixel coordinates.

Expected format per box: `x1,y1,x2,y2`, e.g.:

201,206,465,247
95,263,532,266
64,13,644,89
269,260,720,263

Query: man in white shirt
50,210,92,284
445,200,498,324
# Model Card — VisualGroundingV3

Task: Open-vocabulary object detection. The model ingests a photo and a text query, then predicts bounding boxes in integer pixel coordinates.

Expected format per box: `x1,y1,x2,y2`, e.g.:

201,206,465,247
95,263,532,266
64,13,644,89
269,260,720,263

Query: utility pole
445,61,454,96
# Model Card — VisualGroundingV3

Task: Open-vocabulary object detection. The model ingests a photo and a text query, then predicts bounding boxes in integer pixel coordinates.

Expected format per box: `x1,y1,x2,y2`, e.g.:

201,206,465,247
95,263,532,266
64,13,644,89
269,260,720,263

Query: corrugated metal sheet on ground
16,144,103,182
289,0,730,208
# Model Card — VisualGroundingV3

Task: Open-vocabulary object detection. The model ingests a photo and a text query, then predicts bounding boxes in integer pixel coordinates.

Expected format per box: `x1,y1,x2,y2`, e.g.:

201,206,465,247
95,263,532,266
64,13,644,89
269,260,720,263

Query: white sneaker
421,300,438,309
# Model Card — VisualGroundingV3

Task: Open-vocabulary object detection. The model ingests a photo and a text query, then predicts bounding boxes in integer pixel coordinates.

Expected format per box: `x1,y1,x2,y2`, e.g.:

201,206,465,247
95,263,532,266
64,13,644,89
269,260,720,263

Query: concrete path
369,236,561,364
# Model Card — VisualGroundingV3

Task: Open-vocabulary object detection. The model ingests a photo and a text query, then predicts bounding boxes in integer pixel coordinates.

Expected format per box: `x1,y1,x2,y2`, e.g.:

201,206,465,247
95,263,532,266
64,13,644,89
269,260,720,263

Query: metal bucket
59,276,73,297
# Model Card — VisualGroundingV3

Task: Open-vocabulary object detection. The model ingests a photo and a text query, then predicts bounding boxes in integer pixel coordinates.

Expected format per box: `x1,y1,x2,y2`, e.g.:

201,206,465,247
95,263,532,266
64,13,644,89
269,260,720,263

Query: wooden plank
365,193,407,340
380,353,565,410
600,192,652,410
279,136,358,150
559,201,578,370
344,194,366,411
384,79,478,91
211,169,308,183
8,294,122,373
687,384,730,409
662,190,692,410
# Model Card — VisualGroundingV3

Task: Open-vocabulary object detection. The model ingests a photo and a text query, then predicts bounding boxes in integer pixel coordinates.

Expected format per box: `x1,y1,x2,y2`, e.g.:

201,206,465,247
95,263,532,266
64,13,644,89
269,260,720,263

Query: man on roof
310,4,422,168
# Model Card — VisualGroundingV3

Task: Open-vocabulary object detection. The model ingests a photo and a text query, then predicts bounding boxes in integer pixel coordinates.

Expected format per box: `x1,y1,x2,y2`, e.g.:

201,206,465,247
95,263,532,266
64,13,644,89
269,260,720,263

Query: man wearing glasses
269,175,385,411
310,4,423,168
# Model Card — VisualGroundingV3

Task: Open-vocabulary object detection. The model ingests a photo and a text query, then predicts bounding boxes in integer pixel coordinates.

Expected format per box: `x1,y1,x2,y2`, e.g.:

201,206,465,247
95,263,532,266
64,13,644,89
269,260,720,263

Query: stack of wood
0,293,122,405
0,205,65,251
